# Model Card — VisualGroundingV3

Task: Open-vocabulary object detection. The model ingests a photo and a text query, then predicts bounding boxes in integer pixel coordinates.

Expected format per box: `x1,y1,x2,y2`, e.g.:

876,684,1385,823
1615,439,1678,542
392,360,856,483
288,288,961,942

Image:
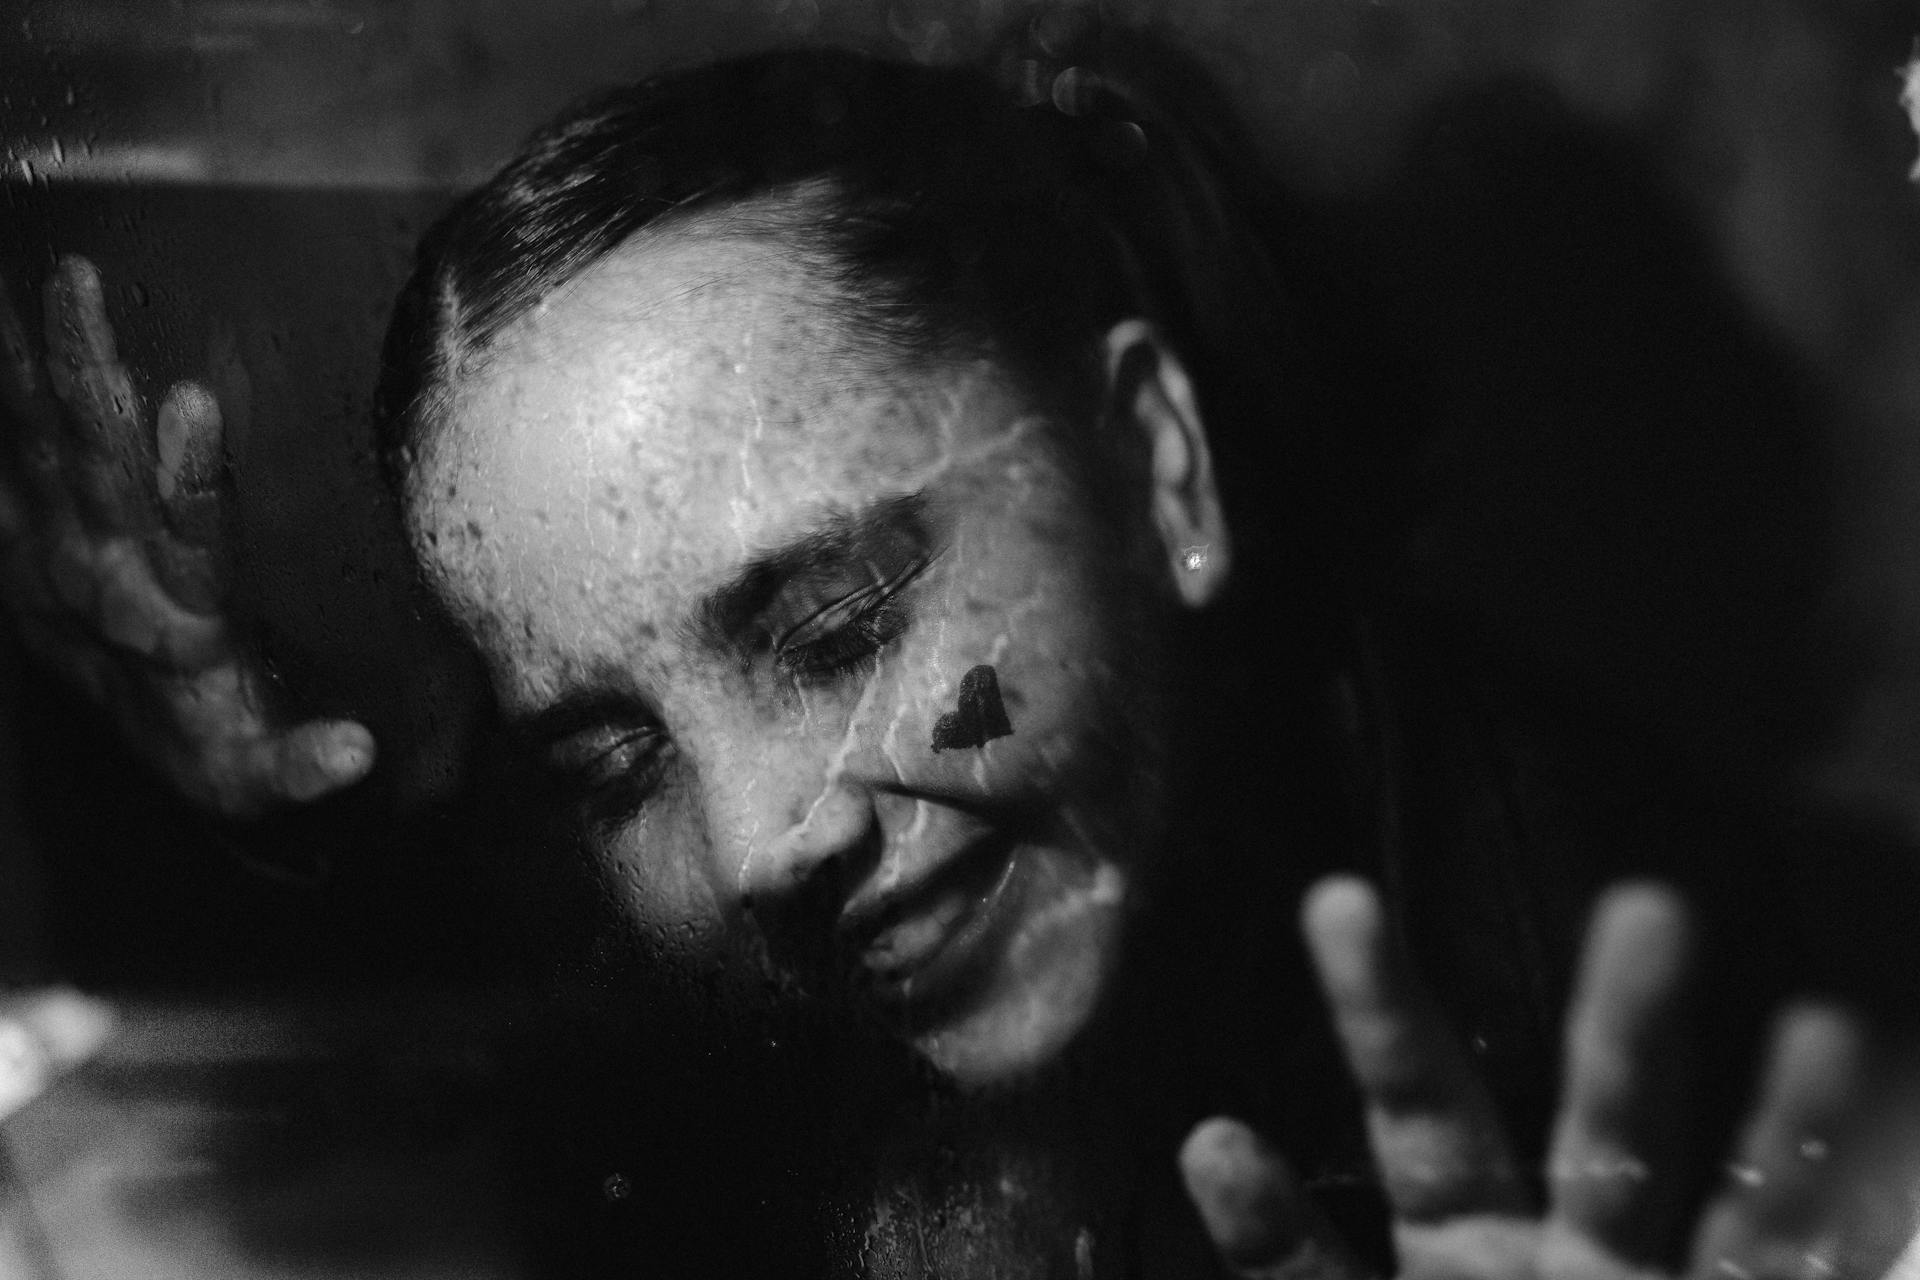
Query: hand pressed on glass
1183,879,1902,1280
0,255,373,819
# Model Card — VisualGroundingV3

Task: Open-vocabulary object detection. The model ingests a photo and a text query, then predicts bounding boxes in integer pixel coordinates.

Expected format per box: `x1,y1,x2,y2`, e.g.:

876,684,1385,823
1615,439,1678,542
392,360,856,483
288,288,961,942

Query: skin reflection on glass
409,212,1230,1085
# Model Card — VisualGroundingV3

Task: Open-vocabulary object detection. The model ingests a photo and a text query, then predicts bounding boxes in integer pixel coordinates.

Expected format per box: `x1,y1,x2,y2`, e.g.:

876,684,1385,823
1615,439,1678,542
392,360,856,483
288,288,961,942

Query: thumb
1180,1115,1377,1279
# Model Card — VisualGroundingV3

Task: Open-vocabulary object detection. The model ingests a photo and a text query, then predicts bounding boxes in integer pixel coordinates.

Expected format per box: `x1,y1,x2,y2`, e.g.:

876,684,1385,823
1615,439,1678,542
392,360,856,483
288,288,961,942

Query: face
411,220,1195,1086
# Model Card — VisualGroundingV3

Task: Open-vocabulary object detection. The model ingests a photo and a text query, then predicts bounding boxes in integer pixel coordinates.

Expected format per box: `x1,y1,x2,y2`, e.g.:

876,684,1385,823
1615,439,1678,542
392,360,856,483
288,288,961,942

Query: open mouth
838,828,1022,1019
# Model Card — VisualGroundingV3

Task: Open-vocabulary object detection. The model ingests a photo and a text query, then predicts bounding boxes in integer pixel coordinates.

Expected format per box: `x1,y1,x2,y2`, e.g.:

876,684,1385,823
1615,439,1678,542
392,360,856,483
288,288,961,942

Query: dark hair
372,19,1324,578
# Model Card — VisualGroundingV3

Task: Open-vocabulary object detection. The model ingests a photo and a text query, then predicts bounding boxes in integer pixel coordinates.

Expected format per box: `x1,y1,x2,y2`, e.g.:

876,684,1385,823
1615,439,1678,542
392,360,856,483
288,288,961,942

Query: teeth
851,832,1021,995
865,889,970,975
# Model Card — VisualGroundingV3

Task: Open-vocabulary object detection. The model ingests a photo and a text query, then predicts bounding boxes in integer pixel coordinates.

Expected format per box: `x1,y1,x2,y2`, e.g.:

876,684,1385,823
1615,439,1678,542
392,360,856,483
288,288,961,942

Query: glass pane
3,3,1919,1277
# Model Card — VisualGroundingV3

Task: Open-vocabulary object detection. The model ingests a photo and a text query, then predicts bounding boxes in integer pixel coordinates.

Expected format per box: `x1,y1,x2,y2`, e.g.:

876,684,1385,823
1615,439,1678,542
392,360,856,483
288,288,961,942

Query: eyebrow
689,490,932,654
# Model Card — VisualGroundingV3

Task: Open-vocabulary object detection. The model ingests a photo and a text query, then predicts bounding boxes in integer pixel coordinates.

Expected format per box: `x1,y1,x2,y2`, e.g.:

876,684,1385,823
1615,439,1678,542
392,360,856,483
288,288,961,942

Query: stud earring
1181,545,1209,573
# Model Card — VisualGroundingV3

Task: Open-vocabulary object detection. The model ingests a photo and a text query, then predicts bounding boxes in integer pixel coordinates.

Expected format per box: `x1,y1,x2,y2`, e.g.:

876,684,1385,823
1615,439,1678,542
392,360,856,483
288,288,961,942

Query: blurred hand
0,254,374,819
0,988,113,1121
1182,879,1920,1279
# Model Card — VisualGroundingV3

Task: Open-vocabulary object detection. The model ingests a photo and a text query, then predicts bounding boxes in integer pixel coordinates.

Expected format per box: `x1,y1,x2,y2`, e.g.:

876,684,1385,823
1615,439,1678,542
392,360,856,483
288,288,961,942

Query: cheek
940,627,1132,798
886,551,1137,796
589,782,736,958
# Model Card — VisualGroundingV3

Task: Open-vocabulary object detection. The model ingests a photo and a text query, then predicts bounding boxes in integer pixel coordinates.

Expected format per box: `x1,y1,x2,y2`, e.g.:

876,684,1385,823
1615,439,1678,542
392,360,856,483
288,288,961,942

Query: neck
853,1039,1219,1279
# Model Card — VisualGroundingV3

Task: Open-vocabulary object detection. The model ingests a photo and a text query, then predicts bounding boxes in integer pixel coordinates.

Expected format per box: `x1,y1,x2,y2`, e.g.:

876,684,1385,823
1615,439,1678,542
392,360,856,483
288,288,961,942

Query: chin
911,864,1128,1089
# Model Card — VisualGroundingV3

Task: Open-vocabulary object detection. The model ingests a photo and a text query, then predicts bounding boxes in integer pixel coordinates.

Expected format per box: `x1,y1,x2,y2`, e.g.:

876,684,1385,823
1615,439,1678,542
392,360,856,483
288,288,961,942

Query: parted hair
370,15,1333,583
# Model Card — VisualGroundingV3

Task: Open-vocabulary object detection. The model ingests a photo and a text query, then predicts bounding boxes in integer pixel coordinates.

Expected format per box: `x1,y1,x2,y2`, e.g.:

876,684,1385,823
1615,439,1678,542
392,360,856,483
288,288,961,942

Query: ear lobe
1103,319,1231,607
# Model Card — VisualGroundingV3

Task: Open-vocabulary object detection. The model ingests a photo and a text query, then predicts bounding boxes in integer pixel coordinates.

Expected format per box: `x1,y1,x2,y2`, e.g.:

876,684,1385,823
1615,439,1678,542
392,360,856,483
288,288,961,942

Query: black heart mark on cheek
931,663,1014,753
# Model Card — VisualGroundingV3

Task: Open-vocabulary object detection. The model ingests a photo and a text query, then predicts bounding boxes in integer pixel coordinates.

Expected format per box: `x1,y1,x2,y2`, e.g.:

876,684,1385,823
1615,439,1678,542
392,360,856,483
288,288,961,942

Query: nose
732,770,886,976
737,778,881,907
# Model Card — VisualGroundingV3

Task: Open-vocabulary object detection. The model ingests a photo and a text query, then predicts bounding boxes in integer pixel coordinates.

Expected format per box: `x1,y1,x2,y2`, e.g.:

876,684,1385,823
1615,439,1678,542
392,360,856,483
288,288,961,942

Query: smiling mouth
838,830,1021,1017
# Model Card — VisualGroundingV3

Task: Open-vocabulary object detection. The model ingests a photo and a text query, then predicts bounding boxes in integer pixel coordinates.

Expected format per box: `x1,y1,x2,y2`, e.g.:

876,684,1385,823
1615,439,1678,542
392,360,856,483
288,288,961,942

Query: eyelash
546,561,927,819
550,727,672,826
775,594,912,685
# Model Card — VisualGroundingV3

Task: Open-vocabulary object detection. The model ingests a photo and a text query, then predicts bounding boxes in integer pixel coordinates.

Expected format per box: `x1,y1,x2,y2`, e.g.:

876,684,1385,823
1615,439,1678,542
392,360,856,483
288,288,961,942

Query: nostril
794,850,850,914
733,784,885,984
742,829,886,989
747,853,855,989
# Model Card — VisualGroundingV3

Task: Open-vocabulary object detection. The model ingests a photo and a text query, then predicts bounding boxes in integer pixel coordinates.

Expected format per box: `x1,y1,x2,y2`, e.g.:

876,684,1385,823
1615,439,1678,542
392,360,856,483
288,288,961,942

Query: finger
150,381,226,611
42,255,155,534
0,989,115,1121
1690,1005,1873,1280
1302,876,1529,1222
154,380,222,534
1179,1116,1375,1280
145,530,222,615
266,721,378,802
266,719,378,805
87,536,227,668
1545,882,1698,1264
202,719,377,817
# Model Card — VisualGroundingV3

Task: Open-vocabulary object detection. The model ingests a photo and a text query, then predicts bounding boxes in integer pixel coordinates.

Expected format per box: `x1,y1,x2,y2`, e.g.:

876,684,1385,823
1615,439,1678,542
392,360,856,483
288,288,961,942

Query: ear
1103,319,1231,607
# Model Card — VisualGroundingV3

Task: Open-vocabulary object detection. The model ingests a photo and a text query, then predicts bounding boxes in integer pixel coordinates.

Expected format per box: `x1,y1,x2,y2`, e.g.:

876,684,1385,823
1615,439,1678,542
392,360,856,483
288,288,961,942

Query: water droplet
602,1172,631,1202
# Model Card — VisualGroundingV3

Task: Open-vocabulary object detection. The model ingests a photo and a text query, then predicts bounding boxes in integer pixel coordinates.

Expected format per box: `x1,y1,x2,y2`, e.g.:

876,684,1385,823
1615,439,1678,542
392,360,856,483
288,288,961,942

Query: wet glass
3,3,1920,1278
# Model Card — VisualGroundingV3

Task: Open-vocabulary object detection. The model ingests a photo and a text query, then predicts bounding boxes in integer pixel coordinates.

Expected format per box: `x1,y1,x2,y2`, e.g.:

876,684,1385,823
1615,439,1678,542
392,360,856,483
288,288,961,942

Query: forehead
410,225,1049,705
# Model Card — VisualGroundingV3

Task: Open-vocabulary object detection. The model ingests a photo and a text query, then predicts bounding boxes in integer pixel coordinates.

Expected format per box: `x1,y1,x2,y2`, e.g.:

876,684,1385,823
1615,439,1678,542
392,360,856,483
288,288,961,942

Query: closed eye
773,556,928,685
545,723,673,824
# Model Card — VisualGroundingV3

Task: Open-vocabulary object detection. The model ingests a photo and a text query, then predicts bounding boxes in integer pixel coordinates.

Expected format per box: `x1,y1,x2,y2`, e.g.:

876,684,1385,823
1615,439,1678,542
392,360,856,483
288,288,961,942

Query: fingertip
1766,1001,1868,1091
1178,1116,1310,1270
50,253,100,294
0,987,114,1121
278,720,377,803
1301,876,1387,995
19,988,116,1069
1592,879,1687,929
47,255,106,329
155,381,223,502
1301,875,1380,942
330,721,378,779
1180,1115,1269,1185
1583,880,1693,983
45,256,122,392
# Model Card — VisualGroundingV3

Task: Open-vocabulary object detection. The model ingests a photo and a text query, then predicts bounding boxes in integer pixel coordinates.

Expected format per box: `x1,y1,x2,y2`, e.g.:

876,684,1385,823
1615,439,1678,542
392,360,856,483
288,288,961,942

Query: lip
838,829,1022,1015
